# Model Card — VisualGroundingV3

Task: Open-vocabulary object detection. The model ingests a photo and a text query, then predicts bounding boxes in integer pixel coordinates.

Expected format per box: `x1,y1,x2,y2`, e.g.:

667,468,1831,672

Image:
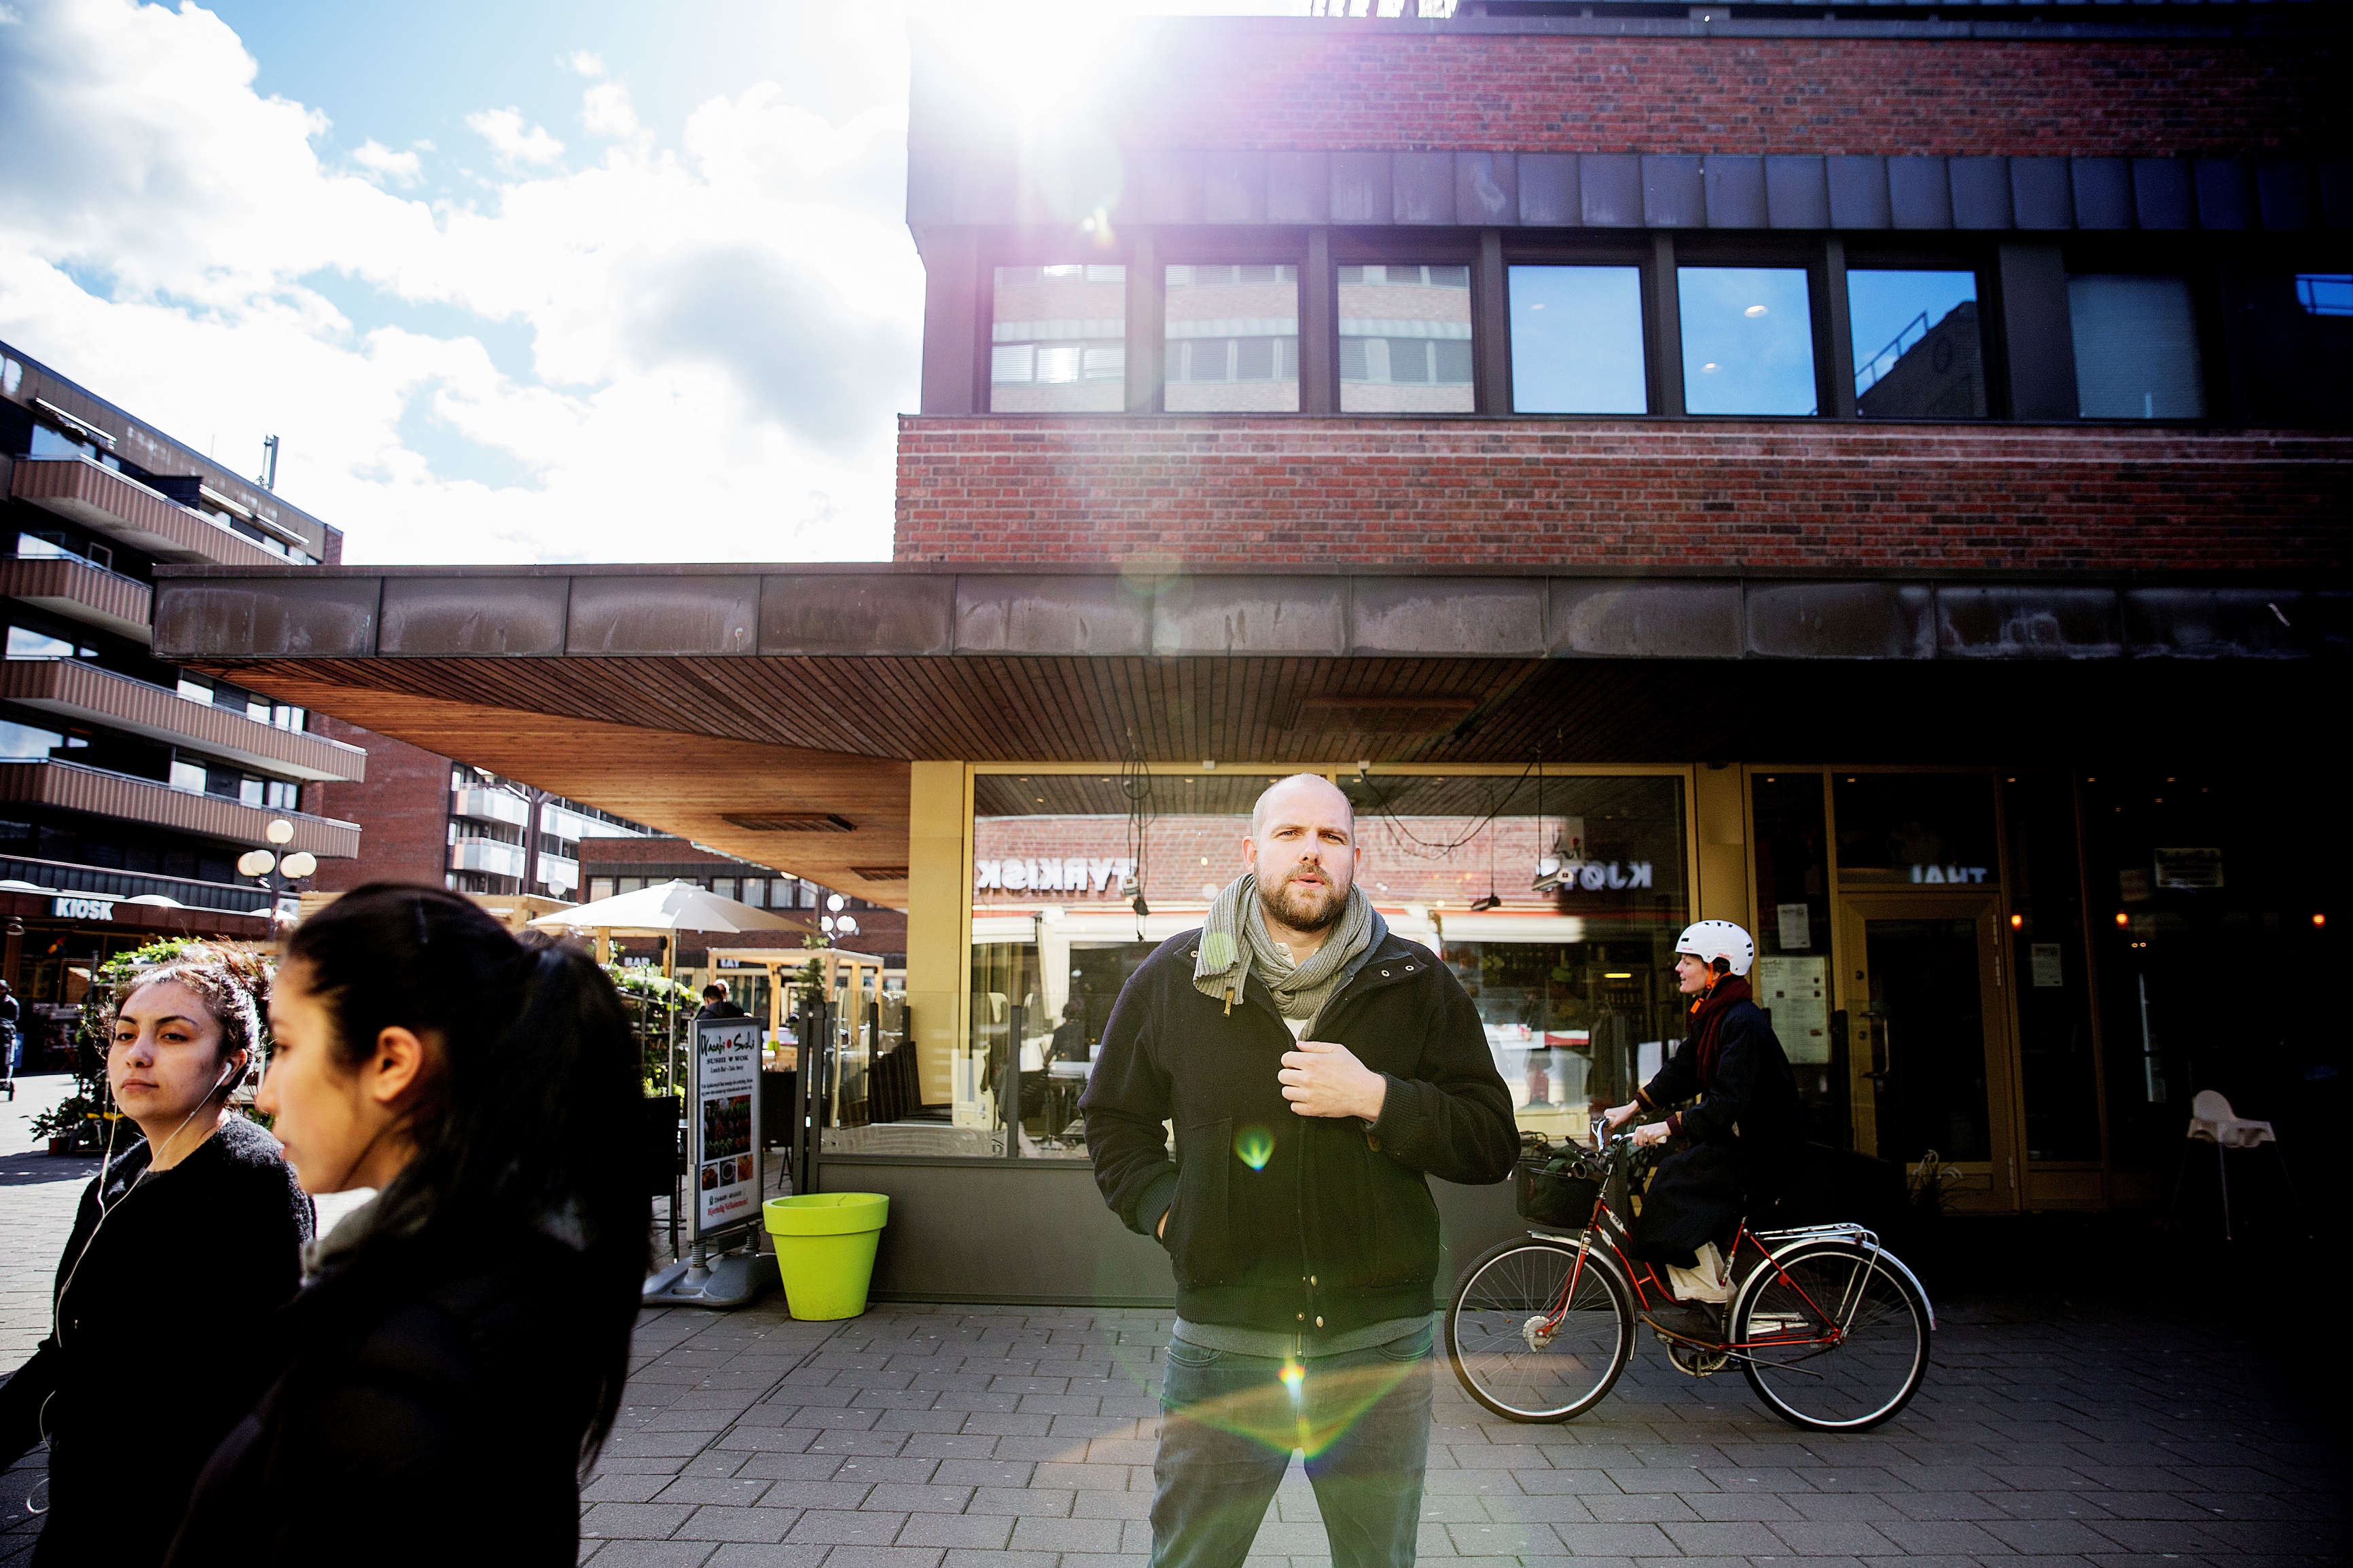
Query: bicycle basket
1514,1151,1602,1228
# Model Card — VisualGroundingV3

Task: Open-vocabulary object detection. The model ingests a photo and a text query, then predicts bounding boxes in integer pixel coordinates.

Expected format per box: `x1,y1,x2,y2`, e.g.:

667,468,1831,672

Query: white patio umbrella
527,879,802,945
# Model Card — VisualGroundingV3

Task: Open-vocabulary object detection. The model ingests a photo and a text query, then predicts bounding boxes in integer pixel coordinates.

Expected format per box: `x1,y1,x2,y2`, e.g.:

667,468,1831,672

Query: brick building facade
157,5,2346,1300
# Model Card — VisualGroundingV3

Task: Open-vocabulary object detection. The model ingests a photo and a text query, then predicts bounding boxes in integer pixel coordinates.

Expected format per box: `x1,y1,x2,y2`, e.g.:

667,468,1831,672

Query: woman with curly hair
0,945,312,1566
166,885,648,1567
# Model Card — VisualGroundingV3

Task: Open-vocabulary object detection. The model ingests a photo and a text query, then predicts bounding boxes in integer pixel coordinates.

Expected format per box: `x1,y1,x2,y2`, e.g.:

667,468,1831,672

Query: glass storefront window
2068,274,2204,419
1833,772,1998,886
1507,265,1647,414
1848,268,1987,420
969,769,1293,1159
1165,263,1299,412
2004,772,2100,1163
1678,266,1817,416
1338,264,1475,412
1750,772,1842,1146
1336,772,1689,1144
990,264,1127,412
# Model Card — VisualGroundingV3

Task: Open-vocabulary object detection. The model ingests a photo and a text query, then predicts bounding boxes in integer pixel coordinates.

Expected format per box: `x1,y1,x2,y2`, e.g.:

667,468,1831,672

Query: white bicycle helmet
1674,919,1755,978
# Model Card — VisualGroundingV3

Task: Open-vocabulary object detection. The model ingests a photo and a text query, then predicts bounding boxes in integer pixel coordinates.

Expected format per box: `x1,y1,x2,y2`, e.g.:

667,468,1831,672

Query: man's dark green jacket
1081,928,1517,1342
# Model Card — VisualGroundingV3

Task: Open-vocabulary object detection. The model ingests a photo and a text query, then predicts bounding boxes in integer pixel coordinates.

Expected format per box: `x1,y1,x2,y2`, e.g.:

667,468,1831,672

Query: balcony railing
9,455,284,569
0,757,359,857
1,657,365,782
0,553,154,643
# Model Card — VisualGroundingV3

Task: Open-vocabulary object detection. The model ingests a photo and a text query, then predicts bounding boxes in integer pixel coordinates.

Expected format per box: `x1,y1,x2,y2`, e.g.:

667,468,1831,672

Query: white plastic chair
2175,1090,2303,1241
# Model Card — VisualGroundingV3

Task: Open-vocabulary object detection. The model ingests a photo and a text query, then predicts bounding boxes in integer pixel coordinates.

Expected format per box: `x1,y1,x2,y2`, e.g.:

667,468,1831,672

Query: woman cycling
0,947,310,1566
1600,920,1800,1344
164,885,647,1567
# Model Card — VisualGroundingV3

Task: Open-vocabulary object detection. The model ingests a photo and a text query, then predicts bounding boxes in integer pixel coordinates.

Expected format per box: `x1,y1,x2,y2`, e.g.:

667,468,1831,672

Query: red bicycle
1445,1133,1934,1432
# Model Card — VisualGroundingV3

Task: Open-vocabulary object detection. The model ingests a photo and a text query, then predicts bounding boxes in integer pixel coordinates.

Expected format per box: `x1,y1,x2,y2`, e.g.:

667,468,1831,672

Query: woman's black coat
1629,996,1802,1268
163,1220,625,1568
0,1116,312,1567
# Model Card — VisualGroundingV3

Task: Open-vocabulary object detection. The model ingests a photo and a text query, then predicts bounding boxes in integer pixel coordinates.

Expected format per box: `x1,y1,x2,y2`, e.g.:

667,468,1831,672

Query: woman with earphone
163,885,647,1567
0,947,312,1566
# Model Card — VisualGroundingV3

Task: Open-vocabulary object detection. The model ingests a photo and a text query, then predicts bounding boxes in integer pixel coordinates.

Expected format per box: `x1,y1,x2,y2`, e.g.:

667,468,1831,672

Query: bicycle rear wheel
1732,1241,1930,1432
1445,1237,1634,1422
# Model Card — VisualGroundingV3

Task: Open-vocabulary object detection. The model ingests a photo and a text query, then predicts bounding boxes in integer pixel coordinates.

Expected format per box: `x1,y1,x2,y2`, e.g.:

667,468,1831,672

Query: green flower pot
763,1193,890,1320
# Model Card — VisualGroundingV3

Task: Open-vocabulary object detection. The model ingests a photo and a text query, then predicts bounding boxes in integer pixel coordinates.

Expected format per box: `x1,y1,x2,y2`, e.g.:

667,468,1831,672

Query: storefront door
1839,893,2020,1212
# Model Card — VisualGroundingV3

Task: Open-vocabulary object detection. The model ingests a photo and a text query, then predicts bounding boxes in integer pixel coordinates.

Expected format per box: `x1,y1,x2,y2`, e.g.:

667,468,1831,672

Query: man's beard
1259,869,1347,934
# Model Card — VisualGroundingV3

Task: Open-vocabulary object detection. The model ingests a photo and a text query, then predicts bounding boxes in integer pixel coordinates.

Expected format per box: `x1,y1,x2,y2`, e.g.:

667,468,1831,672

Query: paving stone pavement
575,1292,2349,1568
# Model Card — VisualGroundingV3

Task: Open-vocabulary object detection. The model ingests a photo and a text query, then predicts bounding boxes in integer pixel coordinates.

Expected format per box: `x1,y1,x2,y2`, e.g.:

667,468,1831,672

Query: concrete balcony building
0,339,365,1047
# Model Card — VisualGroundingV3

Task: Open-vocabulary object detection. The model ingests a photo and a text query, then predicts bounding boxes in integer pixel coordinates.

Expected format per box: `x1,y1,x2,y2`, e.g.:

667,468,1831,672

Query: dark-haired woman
165,884,647,1567
0,949,312,1567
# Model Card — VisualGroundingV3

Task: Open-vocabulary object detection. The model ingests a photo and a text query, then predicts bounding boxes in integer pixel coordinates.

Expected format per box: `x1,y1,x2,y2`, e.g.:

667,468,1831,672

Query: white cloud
562,48,605,77
464,106,564,168
351,137,422,186
581,81,639,139
0,0,921,565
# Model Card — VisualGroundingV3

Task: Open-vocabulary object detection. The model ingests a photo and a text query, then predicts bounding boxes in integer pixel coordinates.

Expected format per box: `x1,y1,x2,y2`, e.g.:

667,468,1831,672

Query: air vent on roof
721,813,857,833
850,867,910,882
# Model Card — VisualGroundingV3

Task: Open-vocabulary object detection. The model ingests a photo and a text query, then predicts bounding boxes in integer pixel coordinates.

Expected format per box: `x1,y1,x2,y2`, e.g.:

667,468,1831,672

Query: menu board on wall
692,1016,764,1239
1755,954,1831,1064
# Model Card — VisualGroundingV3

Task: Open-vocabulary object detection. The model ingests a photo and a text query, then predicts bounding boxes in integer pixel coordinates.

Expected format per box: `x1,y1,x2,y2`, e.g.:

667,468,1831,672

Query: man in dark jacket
1083,773,1517,1568
696,983,748,1021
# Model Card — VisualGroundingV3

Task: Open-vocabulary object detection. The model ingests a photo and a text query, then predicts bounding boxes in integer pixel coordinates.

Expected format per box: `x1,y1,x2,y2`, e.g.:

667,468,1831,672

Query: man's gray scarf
1193,873,1383,1029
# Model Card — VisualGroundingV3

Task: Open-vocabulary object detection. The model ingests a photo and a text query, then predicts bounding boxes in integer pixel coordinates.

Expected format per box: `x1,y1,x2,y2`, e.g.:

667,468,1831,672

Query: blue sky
0,1,1296,564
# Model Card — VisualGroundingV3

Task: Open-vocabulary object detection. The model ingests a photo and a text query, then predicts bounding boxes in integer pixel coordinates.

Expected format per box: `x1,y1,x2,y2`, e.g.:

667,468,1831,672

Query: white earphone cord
30,1049,245,1513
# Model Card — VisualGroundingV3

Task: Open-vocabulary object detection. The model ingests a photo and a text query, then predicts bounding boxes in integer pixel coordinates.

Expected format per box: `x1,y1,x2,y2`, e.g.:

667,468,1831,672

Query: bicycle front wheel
1445,1237,1634,1422
1732,1241,1930,1432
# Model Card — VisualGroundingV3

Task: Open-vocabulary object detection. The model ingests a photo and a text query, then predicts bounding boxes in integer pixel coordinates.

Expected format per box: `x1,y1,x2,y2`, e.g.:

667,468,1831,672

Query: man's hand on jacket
1278,1040,1388,1121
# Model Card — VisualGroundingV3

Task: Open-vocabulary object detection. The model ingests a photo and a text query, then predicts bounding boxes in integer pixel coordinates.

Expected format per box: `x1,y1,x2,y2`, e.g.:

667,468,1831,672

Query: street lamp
236,818,317,916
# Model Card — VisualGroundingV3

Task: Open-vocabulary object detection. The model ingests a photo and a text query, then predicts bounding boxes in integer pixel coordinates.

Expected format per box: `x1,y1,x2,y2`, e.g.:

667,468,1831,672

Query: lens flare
1280,1360,1304,1395
1235,1125,1274,1171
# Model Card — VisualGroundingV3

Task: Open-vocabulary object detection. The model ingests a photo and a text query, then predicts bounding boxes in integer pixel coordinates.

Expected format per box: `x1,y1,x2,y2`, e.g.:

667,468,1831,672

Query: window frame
1668,234,1837,420
1837,240,2006,422
1500,238,1662,416
978,235,1138,415
1155,232,1313,414
2058,234,2230,425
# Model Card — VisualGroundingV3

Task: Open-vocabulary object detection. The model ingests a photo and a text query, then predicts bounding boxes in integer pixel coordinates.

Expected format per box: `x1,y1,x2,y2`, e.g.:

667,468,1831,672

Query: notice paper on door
1775,902,1812,949
1755,954,1831,1064
2030,943,2065,987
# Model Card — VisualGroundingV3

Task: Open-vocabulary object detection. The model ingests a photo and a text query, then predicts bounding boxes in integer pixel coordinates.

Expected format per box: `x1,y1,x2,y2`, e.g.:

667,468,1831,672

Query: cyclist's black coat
1631,994,1801,1267
1082,928,1517,1342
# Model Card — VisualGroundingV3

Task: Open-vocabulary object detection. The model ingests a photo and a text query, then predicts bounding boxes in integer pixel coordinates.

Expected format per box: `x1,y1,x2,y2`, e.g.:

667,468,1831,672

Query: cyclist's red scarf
1685,974,1752,1087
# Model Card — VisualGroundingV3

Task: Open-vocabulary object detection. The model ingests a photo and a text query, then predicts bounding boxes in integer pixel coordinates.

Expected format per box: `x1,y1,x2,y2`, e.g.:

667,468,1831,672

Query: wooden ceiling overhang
153,564,2343,909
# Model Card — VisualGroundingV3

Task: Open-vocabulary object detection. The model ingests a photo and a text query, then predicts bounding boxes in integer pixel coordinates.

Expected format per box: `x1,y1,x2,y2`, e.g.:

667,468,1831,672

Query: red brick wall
1098,31,2332,156
896,418,2348,572
303,716,451,890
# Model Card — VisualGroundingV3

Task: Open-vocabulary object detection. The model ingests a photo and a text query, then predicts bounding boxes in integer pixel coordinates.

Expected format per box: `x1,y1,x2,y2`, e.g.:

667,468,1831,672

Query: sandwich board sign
690,1015,763,1241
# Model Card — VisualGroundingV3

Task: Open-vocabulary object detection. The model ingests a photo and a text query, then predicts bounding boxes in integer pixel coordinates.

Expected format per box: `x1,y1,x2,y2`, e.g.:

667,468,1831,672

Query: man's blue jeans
1151,1323,1433,1568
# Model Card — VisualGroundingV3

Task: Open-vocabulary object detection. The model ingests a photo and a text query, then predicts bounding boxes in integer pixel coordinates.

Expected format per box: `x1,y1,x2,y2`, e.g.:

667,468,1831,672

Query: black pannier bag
1515,1146,1602,1228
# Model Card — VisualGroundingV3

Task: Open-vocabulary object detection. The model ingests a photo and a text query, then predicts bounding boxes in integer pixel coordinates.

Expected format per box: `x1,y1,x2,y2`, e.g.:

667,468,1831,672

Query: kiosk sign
691,1017,762,1238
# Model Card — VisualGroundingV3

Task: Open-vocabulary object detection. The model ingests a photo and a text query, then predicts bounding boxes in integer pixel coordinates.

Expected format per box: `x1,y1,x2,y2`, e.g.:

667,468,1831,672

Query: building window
2230,271,2353,424
2295,274,2353,316
1164,263,1298,412
1508,265,1647,414
1849,269,1987,420
264,779,299,810
617,876,644,894
798,879,819,909
1338,264,1474,412
1678,266,1817,416
2067,275,2204,419
170,759,205,794
7,626,78,660
990,263,1127,412
590,877,615,902
0,720,65,761
741,877,766,908
713,877,737,901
